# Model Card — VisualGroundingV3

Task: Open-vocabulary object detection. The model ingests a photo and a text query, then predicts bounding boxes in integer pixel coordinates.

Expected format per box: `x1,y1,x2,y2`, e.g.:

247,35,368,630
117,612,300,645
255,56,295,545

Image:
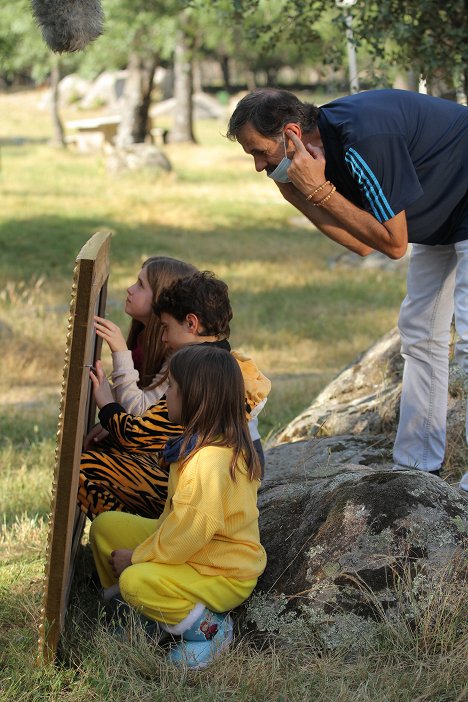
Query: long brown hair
169,345,261,481
126,256,197,388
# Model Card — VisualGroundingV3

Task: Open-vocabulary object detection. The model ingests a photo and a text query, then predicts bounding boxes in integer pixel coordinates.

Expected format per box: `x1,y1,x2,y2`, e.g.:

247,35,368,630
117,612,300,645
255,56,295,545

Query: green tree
0,0,81,146
205,0,465,99
78,1,188,145
232,0,466,98
192,0,326,90
350,0,467,99
0,1,51,86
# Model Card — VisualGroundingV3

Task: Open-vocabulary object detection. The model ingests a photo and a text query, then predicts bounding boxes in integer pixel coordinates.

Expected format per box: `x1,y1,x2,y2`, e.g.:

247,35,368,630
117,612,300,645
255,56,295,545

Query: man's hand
89,360,114,409
285,130,327,196
83,422,110,451
94,316,128,353
109,549,133,578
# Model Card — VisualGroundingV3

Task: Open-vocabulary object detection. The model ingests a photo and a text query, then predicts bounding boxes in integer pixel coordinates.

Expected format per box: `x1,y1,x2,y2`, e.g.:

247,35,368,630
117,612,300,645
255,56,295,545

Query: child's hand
83,422,109,451
109,549,133,578
89,360,114,409
94,315,128,353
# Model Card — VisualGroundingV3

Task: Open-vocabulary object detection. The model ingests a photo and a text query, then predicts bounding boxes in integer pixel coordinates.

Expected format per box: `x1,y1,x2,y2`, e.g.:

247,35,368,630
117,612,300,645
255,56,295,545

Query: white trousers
393,239,468,474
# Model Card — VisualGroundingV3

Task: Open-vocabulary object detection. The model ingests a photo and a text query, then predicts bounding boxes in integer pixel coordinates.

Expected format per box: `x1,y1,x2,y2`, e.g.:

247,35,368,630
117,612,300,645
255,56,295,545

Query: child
154,270,269,463
78,271,270,520
84,255,196,449
90,344,267,669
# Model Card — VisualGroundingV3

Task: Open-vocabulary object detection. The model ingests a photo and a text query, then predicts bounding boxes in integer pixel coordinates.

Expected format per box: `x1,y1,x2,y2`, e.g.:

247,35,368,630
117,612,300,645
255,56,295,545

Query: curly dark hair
226,88,320,140
153,271,232,339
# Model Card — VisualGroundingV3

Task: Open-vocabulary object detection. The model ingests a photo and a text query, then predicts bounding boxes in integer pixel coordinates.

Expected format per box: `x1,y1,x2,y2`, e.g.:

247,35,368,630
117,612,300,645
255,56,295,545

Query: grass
1,530,466,701
1,88,466,700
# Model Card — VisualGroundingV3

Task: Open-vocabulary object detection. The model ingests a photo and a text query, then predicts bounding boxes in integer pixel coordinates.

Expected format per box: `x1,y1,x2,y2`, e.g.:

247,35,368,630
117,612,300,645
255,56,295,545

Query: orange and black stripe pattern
78,398,182,519
78,446,169,519
102,398,182,452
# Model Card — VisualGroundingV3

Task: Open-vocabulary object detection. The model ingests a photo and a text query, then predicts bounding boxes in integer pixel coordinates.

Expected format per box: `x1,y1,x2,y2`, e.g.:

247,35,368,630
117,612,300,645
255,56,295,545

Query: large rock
265,434,392,475
105,143,172,175
38,73,91,110
150,92,226,120
248,456,467,645
80,71,127,110
275,328,403,444
274,327,466,450
246,328,467,646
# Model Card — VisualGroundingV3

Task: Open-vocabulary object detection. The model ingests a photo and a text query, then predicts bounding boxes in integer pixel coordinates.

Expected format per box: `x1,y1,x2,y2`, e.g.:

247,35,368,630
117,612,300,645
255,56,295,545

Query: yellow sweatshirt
132,445,267,580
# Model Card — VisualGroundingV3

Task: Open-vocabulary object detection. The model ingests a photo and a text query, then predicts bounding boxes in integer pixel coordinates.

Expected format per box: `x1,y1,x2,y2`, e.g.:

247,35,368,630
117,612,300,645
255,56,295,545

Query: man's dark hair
226,88,320,140
154,271,232,339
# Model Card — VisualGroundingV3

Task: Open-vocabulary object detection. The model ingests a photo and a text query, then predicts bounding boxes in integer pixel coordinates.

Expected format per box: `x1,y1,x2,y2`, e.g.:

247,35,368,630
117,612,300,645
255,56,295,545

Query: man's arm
282,131,408,260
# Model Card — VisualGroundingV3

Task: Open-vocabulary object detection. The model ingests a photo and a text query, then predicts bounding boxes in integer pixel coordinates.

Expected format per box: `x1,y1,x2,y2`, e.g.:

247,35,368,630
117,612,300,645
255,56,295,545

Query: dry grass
1,518,466,701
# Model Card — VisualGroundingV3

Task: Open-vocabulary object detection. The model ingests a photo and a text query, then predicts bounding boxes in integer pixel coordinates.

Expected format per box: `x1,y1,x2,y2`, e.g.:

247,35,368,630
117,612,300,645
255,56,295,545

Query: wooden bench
65,116,121,152
65,116,164,153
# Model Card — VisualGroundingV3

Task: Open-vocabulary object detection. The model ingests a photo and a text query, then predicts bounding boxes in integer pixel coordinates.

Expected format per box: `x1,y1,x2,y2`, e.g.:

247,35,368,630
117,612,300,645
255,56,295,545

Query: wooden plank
38,231,112,664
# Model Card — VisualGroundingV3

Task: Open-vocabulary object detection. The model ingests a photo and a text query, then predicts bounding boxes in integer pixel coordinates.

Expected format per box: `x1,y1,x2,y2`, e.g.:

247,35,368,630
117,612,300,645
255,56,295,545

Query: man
227,87,467,484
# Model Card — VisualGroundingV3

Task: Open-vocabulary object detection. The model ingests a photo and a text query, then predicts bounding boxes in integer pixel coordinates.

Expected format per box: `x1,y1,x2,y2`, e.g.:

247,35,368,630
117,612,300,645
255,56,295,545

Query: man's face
236,122,286,174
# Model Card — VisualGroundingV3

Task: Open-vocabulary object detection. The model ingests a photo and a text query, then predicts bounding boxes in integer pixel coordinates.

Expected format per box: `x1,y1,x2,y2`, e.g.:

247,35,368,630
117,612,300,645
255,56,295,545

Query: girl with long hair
84,256,197,449
89,345,267,669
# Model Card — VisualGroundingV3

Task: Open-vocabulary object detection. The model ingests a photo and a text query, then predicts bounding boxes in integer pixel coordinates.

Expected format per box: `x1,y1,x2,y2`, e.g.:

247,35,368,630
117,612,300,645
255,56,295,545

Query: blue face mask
267,133,292,183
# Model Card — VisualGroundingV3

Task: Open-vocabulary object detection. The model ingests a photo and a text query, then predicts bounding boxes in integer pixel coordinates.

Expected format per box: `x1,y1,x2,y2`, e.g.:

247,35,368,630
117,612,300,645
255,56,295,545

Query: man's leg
454,239,468,489
394,244,457,472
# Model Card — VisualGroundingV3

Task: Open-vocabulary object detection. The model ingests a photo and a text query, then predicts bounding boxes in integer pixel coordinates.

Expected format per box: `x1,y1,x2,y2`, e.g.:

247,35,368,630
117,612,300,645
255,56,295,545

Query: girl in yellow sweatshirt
90,344,267,669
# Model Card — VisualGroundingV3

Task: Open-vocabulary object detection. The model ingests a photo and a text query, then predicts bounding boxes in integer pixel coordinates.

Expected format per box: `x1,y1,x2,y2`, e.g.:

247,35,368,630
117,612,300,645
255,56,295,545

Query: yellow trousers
90,511,257,626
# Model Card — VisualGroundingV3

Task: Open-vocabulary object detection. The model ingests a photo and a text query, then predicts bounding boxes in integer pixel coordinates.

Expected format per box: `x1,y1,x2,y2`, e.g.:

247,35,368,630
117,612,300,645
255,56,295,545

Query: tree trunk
266,67,279,86
116,52,158,147
193,60,203,93
455,67,467,105
220,55,231,91
49,56,66,148
246,69,256,92
167,15,196,144
393,69,419,92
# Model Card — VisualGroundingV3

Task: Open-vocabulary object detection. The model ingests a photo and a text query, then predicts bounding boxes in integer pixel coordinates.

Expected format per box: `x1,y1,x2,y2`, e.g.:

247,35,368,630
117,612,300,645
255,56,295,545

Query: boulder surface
249,329,467,642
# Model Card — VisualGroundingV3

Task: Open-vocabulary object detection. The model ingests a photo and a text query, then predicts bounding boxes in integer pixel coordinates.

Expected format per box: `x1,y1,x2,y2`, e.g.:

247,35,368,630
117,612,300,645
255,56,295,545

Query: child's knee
119,565,144,609
89,511,104,545
89,510,119,548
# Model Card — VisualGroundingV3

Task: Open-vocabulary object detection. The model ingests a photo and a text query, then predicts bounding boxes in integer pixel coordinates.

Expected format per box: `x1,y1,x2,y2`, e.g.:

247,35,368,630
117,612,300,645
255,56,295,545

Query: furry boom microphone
31,0,104,53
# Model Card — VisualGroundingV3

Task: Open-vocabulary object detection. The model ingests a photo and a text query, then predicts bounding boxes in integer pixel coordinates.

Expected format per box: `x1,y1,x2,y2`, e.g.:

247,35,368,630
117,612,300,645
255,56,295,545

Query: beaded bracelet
312,184,336,207
306,180,330,201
